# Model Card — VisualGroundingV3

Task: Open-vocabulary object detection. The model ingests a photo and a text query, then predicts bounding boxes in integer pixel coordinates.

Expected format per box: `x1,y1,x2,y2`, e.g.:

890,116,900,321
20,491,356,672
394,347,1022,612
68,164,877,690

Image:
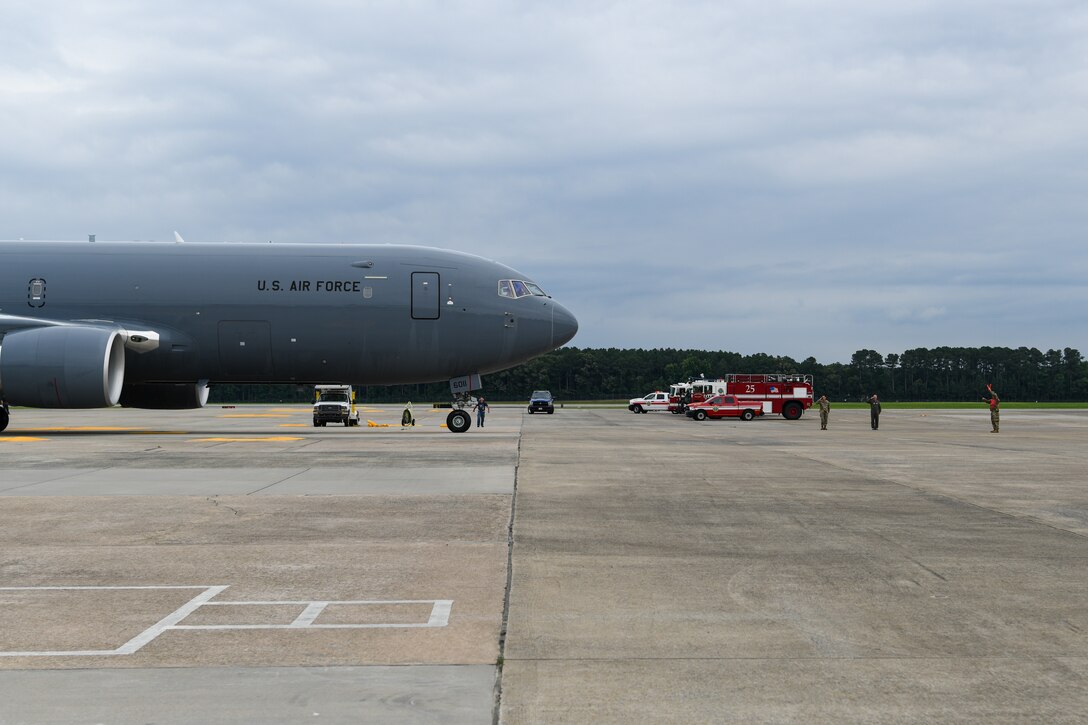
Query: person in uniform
983,384,1000,433
816,395,830,430
868,394,881,430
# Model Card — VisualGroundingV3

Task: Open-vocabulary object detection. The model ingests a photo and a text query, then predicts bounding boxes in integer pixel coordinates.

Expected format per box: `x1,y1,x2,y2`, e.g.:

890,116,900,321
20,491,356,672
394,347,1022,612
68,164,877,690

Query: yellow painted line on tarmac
220,414,292,418
12,427,189,436
0,436,49,442
32,426,143,432
189,436,305,442
279,423,311,428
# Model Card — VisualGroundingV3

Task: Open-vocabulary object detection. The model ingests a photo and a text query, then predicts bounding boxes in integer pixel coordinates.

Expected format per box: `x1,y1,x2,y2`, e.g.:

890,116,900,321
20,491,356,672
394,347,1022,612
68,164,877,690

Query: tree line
209,346,1088,404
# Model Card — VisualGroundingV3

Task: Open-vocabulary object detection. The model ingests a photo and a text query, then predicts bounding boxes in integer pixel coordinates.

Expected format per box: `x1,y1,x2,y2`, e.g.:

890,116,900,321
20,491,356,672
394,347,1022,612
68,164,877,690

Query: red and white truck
672,373,813,420
686,394,765,421
629,390,672,413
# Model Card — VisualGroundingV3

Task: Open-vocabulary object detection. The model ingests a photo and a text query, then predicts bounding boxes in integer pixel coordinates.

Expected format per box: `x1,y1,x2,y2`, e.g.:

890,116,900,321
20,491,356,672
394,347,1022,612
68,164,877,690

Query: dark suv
528,390,555,414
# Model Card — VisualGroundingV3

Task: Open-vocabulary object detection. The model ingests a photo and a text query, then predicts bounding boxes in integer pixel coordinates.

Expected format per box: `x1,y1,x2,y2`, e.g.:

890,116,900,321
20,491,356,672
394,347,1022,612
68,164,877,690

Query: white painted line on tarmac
429,599,454,627
0,585,227,657
0,588,453,656
116,585,229,655
293,601,328,627
177,599,454,629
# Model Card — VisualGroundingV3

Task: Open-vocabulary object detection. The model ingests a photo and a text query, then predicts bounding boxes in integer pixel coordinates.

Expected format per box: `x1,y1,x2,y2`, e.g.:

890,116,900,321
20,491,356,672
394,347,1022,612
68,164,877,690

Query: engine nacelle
120,382,211,410
0,326,126,408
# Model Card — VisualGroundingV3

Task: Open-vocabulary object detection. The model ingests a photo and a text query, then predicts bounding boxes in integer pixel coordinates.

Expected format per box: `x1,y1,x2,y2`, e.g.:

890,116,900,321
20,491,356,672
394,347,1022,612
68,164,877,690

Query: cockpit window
497,279,548,298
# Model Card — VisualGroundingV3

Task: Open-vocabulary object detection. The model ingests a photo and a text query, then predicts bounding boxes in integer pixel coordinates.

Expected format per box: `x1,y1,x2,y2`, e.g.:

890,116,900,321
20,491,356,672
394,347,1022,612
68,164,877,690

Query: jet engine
120,382,211,409
0,326,126,407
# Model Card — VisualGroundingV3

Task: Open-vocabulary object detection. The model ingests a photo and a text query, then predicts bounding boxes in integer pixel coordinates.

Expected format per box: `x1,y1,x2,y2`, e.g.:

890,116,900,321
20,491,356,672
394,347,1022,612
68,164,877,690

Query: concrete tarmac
1,404,1087,723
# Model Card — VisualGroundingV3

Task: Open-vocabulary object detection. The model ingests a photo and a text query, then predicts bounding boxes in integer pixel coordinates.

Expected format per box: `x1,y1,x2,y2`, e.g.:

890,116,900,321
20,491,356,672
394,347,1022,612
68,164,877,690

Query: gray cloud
2,0,1086,361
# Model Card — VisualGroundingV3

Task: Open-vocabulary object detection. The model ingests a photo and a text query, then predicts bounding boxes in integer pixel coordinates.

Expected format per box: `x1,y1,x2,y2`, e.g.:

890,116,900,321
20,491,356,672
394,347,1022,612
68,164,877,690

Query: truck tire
313,419,320,427
782,401,803,420
631,404,643,414
693,410,707,421
741,409,755,421
527,407,534,414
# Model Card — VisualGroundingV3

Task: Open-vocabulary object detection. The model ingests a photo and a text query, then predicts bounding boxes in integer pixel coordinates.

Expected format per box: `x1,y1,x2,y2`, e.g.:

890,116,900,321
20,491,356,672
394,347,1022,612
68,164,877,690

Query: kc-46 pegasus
0,240,578,433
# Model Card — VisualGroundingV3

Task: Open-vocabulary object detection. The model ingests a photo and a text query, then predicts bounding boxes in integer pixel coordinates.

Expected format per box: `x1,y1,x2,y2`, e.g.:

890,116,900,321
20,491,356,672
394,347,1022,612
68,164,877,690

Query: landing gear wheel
741,410,755,421
447,409,471,433
693,410,707,421
782,401,803,420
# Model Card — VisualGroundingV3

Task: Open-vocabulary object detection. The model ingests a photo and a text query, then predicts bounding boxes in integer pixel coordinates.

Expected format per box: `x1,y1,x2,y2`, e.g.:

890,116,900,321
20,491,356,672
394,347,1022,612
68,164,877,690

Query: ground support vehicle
528,390,555,414
629,391,671,413
313,384,361,427
686,394,765,421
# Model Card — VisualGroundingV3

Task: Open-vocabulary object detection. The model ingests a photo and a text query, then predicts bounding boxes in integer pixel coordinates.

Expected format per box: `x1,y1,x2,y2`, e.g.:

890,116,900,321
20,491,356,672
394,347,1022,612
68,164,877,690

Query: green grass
542,400,1088,410
827,401,1088,410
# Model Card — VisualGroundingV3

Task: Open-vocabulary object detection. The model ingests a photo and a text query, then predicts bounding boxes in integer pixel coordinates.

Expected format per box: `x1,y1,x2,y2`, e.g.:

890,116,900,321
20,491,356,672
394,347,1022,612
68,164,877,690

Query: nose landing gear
446,408,471,433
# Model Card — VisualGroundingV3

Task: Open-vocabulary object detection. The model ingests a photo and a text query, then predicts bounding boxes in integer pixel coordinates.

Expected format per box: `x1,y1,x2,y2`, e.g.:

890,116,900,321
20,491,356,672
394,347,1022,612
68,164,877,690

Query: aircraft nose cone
551,302,578,347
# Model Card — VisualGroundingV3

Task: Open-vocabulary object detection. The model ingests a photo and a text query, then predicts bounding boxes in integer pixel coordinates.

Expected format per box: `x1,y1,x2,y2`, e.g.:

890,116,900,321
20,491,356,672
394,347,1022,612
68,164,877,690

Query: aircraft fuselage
0,241,577,388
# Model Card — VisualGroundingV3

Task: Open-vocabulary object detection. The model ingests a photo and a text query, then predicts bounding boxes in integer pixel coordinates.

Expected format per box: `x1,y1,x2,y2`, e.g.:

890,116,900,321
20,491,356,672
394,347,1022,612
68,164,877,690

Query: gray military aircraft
0,240,578,433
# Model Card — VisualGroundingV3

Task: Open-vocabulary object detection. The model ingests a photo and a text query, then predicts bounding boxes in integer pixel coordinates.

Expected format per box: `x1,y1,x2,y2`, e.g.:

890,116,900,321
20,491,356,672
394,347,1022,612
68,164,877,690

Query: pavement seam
493,421,522,725
0,468,114,494
244,468,312,494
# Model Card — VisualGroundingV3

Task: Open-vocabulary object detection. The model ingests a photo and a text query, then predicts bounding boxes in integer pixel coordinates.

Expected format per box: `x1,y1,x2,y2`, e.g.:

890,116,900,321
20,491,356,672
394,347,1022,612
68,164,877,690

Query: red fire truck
670,373,813,419
669,378,725,414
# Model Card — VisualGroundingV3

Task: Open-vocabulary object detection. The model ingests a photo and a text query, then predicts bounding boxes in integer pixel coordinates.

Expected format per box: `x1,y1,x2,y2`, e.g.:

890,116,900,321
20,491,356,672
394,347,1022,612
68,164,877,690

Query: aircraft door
411,272,440,320
217,320,274,379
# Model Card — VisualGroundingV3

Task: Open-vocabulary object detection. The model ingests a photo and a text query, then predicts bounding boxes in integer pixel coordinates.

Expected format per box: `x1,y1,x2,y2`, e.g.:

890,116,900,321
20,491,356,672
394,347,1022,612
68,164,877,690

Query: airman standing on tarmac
816,395,830,430
868,394,881,430
983,384,1000,433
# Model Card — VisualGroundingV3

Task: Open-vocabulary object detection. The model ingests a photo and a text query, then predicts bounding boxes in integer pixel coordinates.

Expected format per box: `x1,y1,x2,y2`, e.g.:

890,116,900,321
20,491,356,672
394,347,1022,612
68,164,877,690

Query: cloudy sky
2,1,1086,362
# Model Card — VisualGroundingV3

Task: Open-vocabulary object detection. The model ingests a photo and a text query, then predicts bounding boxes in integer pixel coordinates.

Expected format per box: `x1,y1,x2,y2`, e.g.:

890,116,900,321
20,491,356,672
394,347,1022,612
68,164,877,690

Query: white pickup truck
313,384,361,427
628,391,671,413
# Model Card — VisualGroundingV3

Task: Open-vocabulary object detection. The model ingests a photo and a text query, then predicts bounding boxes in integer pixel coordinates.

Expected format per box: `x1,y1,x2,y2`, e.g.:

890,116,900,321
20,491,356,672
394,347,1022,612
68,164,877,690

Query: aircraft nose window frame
497,279,549,299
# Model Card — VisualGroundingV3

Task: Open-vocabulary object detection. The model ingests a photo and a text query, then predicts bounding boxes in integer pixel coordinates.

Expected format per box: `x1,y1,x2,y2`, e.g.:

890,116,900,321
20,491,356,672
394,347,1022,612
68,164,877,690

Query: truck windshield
320,393,349,402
